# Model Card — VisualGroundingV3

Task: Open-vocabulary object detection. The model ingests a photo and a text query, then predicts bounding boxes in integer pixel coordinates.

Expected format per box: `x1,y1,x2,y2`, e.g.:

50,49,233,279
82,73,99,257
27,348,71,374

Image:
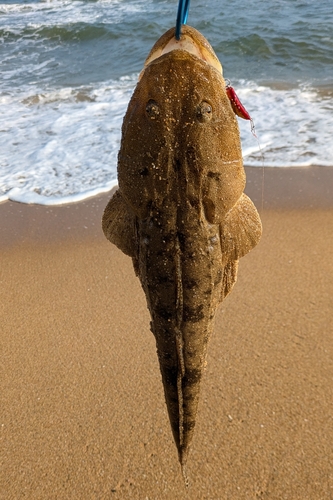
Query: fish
102,25,262,478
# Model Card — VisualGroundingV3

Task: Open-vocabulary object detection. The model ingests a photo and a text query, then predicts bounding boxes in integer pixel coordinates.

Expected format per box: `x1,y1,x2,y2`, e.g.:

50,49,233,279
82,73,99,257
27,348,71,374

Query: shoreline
1,166,333,248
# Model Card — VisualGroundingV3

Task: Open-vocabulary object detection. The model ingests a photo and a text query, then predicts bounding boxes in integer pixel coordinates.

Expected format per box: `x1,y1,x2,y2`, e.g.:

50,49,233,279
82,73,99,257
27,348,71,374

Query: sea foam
1,77,333,205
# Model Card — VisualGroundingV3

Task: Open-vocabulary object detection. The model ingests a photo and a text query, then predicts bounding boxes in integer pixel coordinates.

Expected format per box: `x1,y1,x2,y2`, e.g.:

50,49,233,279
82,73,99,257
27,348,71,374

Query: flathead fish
102,25,262,476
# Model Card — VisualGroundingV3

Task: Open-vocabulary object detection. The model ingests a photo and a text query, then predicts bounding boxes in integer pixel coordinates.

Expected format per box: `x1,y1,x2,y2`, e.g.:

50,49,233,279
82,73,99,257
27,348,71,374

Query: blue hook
175,0,191,40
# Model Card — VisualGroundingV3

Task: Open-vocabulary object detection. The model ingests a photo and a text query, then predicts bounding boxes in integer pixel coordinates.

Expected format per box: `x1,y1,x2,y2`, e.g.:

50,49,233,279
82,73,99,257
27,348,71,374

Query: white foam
0,0,147,28
0,77,135,205
6,179,118,206
1,76,333,205
237,81,333,167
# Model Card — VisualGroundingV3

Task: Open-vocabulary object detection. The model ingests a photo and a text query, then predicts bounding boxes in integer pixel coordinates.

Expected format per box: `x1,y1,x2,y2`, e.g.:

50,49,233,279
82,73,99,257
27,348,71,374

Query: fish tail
180,459,190,488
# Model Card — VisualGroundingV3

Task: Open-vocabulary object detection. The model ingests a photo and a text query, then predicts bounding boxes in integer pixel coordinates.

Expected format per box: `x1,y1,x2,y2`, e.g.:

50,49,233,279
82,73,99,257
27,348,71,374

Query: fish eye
146,100,160,119
196,101,212,122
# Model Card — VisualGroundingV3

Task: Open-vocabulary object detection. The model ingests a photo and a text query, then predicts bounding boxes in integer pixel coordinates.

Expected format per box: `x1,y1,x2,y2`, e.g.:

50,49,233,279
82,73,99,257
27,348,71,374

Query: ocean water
1,0,332,205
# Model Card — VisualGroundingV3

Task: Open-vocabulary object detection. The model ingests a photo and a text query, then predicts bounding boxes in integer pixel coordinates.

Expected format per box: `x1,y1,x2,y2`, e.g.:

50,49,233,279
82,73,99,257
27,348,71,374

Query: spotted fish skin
102,26,262,469
136,194,226,466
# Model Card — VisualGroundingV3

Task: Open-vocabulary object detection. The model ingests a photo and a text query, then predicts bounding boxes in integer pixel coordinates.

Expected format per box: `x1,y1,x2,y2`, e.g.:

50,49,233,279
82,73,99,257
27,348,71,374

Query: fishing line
250,120,265,214
225,79,265,214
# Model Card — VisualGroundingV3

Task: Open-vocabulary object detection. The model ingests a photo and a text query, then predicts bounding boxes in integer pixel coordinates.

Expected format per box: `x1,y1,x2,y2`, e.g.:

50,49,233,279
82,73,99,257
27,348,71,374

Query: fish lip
139,25,222,80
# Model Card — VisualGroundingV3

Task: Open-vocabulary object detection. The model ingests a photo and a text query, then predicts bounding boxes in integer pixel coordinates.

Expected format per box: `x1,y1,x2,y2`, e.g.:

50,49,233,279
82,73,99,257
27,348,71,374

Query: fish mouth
139,25,222,79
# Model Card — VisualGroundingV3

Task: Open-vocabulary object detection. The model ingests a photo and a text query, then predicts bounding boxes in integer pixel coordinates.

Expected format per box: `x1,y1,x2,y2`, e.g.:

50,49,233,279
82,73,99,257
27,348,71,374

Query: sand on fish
1,166,333,499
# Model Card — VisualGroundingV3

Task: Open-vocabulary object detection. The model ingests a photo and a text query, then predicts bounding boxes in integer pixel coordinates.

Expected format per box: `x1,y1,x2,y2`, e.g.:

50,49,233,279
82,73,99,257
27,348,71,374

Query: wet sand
1,167,333,499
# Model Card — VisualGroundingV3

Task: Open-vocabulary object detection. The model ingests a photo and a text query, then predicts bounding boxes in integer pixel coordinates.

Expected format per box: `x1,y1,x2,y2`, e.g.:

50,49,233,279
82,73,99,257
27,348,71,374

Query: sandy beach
1,166,333,499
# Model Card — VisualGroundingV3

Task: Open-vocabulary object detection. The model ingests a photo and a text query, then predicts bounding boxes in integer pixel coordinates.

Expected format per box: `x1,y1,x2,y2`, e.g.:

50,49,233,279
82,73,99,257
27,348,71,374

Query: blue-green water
1,0,332,204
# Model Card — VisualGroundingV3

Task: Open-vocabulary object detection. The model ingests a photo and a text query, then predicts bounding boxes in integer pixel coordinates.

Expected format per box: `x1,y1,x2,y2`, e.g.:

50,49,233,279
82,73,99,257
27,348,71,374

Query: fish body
103,26,262,470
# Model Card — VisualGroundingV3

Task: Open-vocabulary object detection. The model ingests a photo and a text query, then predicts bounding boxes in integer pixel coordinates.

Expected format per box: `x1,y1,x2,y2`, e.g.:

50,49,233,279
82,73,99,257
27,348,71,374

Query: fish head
118,26,246,223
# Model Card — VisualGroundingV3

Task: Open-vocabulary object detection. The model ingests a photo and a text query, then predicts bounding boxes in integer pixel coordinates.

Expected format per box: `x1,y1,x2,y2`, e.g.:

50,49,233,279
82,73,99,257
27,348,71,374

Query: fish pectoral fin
102,188,137,258
220,193,262,261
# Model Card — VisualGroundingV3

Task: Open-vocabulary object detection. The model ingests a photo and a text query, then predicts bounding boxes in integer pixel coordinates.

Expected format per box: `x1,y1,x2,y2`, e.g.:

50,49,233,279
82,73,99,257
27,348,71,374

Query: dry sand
1,167,333,499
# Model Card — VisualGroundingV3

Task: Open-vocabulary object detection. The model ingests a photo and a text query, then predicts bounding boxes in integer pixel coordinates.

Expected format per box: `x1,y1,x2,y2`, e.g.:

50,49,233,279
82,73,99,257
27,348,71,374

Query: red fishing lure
225,80,257,137
225,82,251,120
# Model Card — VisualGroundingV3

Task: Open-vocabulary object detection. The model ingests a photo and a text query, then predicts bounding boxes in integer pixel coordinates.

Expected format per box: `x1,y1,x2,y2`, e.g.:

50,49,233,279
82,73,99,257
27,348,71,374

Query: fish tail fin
179,449,190,488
